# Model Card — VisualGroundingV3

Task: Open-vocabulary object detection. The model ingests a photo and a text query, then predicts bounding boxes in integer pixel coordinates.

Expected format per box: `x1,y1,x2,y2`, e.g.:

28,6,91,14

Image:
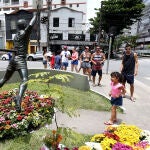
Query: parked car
0,52,12,61
27,51,52,61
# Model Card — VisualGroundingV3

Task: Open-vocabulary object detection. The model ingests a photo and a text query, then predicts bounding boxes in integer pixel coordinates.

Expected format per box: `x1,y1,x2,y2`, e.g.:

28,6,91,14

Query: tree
89,0,145,57
89,0,145,35
113,35,139,51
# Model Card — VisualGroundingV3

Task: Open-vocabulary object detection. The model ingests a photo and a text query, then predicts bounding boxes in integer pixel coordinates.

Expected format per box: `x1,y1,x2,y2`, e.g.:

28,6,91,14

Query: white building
0,0,94,51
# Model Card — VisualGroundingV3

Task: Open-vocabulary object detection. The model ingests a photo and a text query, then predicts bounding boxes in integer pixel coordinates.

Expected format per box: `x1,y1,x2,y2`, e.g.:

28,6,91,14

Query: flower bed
88,124,150,150
0,89,55,140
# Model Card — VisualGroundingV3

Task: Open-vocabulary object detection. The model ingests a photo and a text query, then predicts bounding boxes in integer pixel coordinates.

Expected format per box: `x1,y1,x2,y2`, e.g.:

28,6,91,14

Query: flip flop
130,97,135,102
104,121,113,125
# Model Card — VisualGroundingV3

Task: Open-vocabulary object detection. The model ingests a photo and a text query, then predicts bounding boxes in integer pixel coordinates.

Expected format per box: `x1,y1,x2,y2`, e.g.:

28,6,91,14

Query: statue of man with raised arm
0,12,38,112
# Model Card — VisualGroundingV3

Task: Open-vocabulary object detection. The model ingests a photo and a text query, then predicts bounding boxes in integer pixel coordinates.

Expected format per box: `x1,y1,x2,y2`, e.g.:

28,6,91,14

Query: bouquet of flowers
0,89,55,139
42,130,63,150
90,123,150,150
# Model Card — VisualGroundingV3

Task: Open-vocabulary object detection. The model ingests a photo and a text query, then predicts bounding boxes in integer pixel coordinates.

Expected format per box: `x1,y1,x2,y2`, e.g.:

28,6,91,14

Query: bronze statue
0,12,38,112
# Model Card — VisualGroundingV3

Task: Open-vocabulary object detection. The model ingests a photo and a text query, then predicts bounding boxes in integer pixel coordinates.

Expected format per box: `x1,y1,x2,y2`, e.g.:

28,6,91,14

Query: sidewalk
51,71,150,135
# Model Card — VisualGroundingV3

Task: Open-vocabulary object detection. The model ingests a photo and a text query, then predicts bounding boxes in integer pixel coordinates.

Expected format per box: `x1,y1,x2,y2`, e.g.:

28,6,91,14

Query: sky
87,0,101,22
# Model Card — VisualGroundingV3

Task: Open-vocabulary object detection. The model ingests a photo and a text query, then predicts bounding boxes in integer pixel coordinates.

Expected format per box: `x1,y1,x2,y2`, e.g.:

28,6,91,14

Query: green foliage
114,35,139,50
59,127,91,148
28,72,78,118
0,127,91,150
89,0,145,35
28,72,73,84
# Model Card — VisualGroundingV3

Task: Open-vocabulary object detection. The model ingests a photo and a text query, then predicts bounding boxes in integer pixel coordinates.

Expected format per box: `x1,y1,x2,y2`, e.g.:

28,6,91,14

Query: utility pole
37,9,40,51
47,0,52,52
98,1,103,46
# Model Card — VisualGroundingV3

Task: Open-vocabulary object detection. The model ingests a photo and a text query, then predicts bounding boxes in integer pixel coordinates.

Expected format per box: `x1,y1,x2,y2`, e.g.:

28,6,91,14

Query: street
0,58,149,88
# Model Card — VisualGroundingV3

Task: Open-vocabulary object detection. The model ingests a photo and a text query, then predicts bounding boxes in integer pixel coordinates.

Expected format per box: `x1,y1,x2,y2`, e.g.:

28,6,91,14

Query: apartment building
0,0,95,52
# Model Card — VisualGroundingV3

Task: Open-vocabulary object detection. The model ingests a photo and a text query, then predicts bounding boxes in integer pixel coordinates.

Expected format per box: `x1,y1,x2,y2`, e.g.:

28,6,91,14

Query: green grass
0,82,111,111
0,127,91,150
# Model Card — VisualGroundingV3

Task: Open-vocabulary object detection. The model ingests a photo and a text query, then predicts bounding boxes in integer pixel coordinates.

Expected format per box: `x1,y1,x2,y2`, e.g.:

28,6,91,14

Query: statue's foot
14,95,21,113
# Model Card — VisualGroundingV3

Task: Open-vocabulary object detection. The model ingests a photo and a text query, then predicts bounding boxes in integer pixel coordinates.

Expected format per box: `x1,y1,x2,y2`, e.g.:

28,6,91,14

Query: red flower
5,120,11,125
17,115,23,121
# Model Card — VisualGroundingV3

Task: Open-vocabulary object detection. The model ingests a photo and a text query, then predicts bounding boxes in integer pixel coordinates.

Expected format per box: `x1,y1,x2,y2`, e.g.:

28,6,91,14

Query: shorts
43,60,47,65
111,96,123,106
91,70,102,77
55,64,61,69
7,56,27,70
122,73,134,84
81,61,91,69
62,62,68,67
71,60,78,65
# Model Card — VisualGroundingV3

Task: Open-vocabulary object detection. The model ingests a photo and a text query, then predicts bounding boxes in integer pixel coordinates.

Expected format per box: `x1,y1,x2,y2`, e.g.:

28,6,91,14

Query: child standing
104,72,126,125
50,52,55,69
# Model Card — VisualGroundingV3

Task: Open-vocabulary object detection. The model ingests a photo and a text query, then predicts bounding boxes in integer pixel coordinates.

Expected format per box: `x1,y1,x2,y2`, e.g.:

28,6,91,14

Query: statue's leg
0,69,14,88
14,68,28,112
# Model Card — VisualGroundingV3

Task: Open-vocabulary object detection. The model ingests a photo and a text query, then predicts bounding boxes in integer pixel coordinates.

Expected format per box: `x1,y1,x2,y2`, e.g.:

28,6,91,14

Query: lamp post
106,26,117,74
106,34,113,74
47,0,52,52
37,4,41,51
98,1,104,46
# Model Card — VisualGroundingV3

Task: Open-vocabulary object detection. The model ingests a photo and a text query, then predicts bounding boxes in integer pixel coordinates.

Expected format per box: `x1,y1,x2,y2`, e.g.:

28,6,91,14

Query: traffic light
41,16,48,24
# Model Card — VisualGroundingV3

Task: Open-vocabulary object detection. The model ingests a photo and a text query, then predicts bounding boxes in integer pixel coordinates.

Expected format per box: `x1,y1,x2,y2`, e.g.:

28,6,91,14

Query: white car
0,53,12,60
27,51,52,61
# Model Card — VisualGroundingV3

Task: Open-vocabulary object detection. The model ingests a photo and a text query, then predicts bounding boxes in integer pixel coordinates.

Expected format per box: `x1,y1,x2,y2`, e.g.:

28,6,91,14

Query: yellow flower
91,133,105,142
79,146,91,150
114,124,142,146
101,137,117,150
4,124,11,130
11,102,15,107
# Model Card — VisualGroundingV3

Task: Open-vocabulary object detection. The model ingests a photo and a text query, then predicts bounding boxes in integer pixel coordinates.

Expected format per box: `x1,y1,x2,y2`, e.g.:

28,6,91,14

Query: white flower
85,142,102,150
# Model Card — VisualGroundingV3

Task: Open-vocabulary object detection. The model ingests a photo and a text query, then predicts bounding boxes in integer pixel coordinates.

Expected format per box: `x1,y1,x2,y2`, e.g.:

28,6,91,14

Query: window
11,0,19,5
69,4,72,7
61,0,66,5
10,20,16,30
77,4,79,7
68,18,75,27
54,5,57,8
53,18,59,27
3,0,9,3
3,8,10,11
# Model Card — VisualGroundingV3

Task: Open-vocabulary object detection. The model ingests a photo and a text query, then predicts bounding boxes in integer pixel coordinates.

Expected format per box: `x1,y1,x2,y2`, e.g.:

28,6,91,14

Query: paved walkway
50,69,150,135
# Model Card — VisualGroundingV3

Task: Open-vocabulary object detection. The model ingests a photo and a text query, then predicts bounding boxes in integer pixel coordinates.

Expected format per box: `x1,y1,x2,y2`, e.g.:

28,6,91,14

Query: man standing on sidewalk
120,43,138,101
91,46,105,86
61,46,71,71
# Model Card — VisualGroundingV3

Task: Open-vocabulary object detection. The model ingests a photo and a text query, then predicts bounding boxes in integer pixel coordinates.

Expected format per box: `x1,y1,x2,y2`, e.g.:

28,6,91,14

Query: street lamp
47,0,52,52
106,26,117,74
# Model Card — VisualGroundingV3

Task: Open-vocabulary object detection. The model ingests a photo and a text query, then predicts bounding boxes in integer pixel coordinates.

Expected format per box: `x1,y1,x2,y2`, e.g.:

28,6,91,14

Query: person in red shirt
50,52,55,69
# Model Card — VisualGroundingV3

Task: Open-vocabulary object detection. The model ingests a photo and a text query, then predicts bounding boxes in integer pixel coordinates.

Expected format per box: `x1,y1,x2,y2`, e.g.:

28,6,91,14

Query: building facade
0,0,96,52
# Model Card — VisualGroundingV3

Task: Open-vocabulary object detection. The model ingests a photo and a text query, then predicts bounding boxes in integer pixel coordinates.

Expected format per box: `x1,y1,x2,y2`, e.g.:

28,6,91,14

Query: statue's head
17,19,27,29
